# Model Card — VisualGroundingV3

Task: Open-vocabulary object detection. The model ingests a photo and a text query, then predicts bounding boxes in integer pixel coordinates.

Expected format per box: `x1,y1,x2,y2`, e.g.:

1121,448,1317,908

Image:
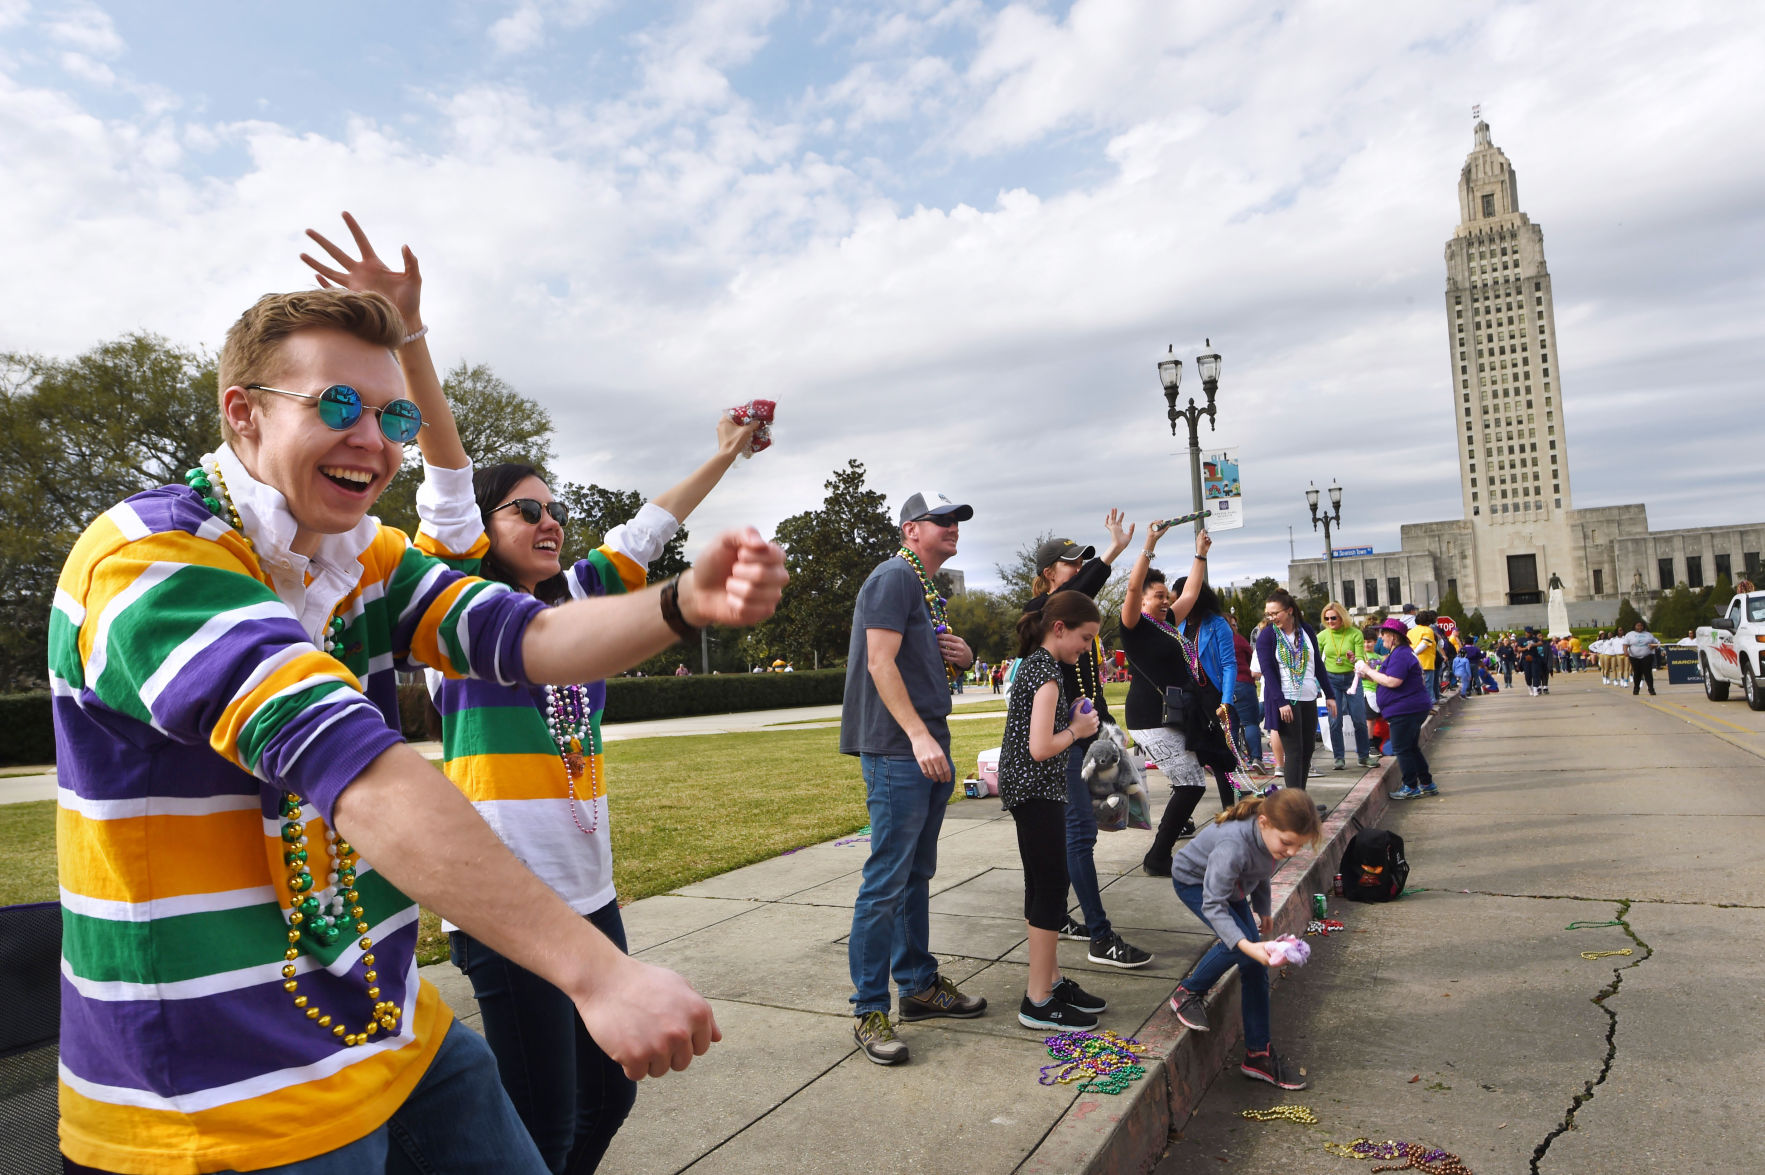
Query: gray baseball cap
899,491,974,525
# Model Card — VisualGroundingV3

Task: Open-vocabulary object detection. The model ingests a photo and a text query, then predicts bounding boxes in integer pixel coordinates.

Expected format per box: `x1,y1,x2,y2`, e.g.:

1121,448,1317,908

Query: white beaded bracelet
401,325,429,346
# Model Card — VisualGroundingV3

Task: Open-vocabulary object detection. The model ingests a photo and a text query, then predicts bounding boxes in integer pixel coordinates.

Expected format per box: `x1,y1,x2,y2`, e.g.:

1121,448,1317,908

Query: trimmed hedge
0,671,850,765
0,693,56,767
603,668,846,723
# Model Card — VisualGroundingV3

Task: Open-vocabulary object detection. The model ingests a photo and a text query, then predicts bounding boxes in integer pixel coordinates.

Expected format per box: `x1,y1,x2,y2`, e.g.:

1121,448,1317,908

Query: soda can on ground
1312,893,1328,918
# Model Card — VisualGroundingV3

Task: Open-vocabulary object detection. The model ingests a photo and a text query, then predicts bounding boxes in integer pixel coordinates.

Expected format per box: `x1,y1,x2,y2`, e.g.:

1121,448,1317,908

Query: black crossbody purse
1131,624,1222,736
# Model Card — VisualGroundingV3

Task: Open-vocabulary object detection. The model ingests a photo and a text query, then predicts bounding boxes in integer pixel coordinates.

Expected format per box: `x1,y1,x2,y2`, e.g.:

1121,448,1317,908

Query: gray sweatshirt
1170,816,1278,948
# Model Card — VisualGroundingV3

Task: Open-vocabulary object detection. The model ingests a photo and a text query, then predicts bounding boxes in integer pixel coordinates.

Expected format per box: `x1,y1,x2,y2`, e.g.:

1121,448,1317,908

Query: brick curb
1018,692,1465,1175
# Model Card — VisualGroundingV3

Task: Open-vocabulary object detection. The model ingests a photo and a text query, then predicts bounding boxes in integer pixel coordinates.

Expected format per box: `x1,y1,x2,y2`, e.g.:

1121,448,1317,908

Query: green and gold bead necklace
897,546,956,685
186,462,389,1045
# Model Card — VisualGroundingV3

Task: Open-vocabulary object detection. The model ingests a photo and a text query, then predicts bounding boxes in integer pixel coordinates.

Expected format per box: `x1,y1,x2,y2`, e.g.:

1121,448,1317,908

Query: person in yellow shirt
1409,612,1439,704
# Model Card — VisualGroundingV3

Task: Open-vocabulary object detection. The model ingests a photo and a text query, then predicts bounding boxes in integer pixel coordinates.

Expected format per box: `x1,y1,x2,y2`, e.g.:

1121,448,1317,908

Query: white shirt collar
208,444,379,644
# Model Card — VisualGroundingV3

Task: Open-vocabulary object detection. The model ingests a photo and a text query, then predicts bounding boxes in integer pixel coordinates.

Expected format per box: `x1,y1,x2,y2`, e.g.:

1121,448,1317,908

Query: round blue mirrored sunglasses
246,383,427,444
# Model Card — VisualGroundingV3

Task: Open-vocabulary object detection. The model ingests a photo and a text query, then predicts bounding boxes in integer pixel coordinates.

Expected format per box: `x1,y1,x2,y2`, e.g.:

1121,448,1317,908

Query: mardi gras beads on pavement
1323,1137,1475,1174
1038,1030,1151,1096
1241,1105,1319,1124
543,683,601,835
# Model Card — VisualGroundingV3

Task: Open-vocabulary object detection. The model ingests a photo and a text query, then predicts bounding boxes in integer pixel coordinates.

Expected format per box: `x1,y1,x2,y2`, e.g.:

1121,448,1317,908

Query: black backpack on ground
1340,829,1409,902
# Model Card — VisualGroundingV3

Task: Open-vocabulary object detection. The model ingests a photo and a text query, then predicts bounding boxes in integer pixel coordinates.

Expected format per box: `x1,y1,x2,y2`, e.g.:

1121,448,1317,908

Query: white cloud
42,0,121,57
489,3,545,55
1,0,1762,589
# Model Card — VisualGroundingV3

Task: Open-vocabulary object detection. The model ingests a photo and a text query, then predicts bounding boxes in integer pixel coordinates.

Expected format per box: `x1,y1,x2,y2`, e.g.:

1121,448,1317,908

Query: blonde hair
1322,600,1350,623
1214,788,1323,848
216,290,405,444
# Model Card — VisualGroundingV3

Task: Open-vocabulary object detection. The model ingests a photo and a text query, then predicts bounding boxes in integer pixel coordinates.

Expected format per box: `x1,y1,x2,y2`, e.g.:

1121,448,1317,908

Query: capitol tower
1288,117,1765,625
1443,117,1578,604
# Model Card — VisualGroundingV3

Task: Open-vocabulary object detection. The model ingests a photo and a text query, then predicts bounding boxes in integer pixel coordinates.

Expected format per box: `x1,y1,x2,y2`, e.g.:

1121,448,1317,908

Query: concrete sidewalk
422,717,1444,1174
1159,673,1765,1173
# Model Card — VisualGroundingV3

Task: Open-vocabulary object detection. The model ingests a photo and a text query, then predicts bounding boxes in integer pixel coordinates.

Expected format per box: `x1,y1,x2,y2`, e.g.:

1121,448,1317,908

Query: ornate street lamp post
1160,339,1223,535
1306,480,1344,604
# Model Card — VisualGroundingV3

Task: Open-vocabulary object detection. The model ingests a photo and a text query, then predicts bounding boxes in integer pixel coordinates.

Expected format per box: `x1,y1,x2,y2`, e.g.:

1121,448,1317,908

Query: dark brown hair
1016,591,1101,657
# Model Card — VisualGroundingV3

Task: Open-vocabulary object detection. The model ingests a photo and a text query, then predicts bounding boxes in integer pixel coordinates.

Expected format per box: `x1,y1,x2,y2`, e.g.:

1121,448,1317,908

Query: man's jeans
207,1021,549,1173
1064,744,1111,939
849,753,953,1015
1423,663,1441,703
1230,690,1263,763
1173,883,1269,1052
1324,671,1369,762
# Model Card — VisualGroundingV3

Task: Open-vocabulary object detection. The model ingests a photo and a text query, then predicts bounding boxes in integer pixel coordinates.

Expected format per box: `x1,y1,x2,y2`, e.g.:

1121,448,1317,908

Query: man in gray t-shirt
843,491,984,1065
1622,622,1662,696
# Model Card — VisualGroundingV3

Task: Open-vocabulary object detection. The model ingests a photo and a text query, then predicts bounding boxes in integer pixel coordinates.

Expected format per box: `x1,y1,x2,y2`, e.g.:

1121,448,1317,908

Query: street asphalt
1156,671,1765,1174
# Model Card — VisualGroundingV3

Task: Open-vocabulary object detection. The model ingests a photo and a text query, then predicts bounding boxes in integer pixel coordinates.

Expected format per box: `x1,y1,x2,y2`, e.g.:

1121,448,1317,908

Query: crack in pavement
1437,887,1765,911
1530,898,1654,1174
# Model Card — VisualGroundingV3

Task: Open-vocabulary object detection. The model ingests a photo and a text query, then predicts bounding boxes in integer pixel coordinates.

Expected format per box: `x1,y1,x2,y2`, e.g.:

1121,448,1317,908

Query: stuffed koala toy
1080,723,1151,832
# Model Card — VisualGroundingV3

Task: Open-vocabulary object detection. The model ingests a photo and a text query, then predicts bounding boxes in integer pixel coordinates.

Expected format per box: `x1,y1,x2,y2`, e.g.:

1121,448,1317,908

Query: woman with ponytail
1166,788,1321,1090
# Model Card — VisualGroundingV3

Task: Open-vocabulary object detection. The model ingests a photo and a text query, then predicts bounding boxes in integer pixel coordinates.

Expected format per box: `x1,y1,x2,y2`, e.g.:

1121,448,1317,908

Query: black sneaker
1141,854,1172,878
1241,1047,1307,1090
1057,915,1091,942
1051,976,1107,1014
1087,932,1153,969
1018,994,1099,1031
898,974,987,1021
853,1011,909,1065
1169,987,1209,1032
1179,819,1197,838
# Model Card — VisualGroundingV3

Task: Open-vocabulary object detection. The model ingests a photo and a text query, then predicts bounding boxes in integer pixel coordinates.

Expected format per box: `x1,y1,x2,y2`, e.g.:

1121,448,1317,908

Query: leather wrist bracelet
659,576,700,644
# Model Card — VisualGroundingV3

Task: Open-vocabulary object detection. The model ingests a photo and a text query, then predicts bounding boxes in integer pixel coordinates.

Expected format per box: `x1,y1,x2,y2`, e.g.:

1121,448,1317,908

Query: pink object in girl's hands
1264,935,1310,967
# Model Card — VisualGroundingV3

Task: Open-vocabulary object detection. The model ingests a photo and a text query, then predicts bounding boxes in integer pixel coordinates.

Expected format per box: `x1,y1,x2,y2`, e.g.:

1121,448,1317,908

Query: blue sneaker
1418,782,1439,797
1390,785,1423,801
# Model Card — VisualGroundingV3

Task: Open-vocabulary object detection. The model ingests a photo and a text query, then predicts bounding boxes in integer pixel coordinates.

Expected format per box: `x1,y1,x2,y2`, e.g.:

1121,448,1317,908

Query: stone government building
1291,120,1765,630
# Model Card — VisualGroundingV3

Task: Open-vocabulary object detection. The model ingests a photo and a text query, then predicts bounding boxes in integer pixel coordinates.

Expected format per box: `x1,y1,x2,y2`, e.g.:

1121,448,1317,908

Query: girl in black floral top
1000,592,1110,1030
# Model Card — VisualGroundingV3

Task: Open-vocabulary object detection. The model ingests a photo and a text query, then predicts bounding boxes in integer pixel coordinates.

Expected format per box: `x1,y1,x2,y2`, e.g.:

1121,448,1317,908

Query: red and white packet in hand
727,399,775,458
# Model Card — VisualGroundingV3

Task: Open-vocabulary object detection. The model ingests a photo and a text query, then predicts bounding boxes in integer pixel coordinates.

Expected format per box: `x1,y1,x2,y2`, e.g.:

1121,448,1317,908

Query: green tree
1438,585,1468,625
1296,576,1329,627
759,460,897,668
1463,609,1489,641
0,334,220,689
995,532,1056,607
1614,597,1644,632
1223,576,1282,634
944,588,1022,664
372,361,554,536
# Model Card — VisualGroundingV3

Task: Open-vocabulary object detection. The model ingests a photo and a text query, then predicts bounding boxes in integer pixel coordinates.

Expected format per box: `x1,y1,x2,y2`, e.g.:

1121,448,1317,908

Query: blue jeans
1230,690,1263,763
1423,664,1441,703
1386,711,1433,791
449,902,636,1174
849,753,952,1015
199,1021,548,1173
1324,671,1369,761
1063,744,1110,940
1172,882,1269,1052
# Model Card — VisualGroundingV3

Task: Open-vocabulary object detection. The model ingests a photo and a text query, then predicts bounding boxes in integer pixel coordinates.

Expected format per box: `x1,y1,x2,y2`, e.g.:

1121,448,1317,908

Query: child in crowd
1167,789,1322,1089
999,591,1109,1030
1451,645,1472,698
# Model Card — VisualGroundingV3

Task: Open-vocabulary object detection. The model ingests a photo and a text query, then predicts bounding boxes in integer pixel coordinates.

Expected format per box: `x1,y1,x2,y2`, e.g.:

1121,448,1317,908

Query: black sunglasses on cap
492,498,569,526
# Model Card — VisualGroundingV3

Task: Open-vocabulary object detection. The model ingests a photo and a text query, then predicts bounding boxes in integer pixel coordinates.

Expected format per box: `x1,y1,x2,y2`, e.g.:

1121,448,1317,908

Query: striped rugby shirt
51,447,548,1173
415,463,678,921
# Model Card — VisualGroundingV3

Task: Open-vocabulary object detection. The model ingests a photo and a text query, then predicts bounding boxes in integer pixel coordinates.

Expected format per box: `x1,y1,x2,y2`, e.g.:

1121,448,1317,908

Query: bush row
0,693,56,767
0,670,850,765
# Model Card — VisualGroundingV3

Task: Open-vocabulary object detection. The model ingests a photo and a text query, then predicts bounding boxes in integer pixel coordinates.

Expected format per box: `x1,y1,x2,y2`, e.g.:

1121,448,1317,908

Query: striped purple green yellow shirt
51,483,545,1174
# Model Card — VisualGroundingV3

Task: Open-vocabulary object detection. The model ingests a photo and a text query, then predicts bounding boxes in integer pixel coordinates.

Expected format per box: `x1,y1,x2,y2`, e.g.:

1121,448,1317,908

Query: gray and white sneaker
854,1011,909,1065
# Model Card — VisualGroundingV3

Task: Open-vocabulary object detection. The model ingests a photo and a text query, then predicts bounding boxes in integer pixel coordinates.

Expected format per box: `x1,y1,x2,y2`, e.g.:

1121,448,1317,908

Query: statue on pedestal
1547,571,1571,638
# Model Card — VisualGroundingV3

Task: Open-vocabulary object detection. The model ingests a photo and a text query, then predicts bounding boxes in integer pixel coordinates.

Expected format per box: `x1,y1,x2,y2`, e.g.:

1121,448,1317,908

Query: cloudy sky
3,0,1761,590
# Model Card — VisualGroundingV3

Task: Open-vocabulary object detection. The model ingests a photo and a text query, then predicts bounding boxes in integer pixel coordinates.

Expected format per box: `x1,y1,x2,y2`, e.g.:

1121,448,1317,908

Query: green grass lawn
0,714,1010,965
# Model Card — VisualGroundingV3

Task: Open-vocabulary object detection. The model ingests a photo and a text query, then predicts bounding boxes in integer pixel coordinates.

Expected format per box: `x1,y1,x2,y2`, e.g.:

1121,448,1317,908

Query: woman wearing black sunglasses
308,216,763,1174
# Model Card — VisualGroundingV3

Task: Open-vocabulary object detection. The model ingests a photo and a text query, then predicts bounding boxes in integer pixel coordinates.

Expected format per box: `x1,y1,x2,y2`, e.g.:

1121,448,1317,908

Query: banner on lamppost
1201,448,1243,531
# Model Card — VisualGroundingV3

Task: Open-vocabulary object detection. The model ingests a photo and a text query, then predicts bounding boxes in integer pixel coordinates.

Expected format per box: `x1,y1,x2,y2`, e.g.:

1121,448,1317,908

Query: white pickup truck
1697,590,1765,709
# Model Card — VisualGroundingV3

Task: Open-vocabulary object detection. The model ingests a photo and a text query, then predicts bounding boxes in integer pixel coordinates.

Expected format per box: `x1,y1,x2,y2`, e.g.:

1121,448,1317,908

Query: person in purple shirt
1356,617,1437,800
